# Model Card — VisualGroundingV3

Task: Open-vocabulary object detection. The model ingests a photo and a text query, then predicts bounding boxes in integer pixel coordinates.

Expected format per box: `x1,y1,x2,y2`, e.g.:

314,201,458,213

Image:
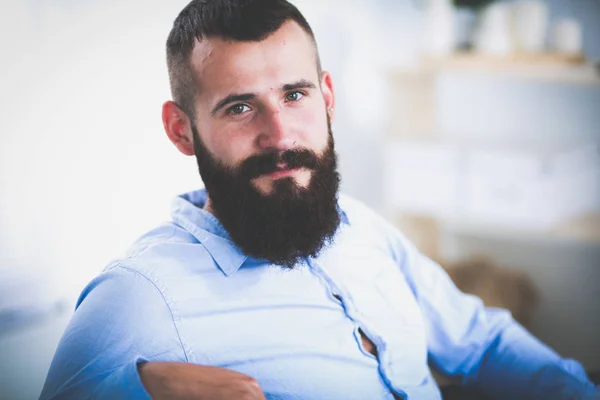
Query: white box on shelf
384,138,600,232
462,143,600,230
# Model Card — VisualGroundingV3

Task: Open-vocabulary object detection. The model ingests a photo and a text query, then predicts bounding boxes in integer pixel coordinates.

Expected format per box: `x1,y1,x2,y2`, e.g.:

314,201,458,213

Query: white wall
1,5,202,396
1,0,201,301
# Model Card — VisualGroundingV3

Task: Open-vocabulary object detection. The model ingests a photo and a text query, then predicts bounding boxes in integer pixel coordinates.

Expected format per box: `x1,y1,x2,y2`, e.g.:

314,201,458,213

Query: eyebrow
210,79,318,116
282,79,317,92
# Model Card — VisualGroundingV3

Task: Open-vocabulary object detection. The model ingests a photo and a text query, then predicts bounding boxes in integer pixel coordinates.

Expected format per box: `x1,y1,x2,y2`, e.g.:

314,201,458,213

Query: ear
320,71,336,123
162,101,195,156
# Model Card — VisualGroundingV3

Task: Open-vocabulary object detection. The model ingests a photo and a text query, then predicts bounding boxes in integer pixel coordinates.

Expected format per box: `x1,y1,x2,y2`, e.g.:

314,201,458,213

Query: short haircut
166,0,321,119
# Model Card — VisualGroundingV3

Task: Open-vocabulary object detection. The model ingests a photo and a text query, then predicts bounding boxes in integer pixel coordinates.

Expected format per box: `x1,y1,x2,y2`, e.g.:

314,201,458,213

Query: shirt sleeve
389,230,599,400
39,264,188,400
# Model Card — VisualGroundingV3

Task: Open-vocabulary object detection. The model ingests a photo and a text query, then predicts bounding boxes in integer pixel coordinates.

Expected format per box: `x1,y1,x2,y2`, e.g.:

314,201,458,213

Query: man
40,1,599,399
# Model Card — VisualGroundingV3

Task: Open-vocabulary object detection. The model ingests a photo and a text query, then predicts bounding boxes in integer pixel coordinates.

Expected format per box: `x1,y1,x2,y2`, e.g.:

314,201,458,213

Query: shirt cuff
531,359,598,400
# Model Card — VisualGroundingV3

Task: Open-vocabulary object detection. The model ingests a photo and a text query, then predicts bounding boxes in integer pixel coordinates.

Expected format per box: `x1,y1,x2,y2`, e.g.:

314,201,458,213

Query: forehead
190,21,319,98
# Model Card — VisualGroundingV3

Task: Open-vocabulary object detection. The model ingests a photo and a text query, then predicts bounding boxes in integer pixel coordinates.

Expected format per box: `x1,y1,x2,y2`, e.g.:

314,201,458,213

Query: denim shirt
40,189,599,400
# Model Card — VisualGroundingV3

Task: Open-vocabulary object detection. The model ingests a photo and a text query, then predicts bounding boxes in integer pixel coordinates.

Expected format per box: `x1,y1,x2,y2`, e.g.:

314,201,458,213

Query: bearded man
40,1,599,399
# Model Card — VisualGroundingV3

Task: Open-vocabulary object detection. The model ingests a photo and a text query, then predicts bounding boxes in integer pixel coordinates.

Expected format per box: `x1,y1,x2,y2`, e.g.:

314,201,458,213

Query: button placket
307,258,387,361
307,259,414,400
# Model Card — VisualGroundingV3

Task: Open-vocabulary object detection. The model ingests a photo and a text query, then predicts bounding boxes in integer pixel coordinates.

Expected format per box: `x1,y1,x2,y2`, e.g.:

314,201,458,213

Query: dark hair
166,0,321,119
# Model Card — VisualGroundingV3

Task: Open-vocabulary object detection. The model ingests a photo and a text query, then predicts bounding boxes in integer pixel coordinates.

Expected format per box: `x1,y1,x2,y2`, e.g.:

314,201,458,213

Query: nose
257,107,296,151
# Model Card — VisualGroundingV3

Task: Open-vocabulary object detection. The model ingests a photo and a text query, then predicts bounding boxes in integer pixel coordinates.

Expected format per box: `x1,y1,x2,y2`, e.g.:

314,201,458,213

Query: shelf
385,52,600,250
551,212,600,244
391,52,600,85
439,212,600,245
422,52,586,68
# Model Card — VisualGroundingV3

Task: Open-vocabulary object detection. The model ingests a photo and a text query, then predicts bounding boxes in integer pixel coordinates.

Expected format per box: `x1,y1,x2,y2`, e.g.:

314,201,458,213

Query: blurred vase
552,18,583,56
423,0,455,56
512,0,548,53
455,7,478,51
473,3,514,55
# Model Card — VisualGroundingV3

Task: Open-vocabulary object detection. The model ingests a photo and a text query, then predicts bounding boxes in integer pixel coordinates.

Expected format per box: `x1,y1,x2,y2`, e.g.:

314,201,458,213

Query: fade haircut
166,0,322,119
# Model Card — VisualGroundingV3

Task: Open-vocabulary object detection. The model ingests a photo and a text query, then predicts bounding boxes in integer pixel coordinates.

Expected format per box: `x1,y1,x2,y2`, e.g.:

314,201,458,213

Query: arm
39,265,187,400
391,233,599,400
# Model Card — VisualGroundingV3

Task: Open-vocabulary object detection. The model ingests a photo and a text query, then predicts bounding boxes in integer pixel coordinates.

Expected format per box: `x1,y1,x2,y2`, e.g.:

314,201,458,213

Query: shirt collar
171,188,350,276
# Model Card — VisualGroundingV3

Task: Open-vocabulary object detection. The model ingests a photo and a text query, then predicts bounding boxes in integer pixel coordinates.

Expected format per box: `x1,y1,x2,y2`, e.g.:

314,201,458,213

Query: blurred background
1,0,599,398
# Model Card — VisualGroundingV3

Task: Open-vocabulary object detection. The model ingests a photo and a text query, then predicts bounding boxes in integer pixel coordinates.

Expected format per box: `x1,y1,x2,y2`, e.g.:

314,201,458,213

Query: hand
138,361,267,400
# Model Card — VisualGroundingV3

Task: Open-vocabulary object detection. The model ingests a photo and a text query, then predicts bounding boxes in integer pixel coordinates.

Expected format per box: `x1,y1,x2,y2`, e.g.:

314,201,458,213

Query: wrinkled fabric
40,189,599,400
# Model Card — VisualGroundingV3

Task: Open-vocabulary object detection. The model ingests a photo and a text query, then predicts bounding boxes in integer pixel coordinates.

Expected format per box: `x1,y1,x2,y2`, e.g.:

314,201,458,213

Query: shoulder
337,193,412,260
96,222,217,291
338,193,400,238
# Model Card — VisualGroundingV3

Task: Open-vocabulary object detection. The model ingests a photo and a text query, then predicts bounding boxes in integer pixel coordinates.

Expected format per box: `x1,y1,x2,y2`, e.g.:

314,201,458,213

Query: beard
191,119,341,269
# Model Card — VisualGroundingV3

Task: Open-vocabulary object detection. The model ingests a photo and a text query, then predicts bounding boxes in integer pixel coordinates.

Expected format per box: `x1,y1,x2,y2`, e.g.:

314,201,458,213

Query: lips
265,167,301,179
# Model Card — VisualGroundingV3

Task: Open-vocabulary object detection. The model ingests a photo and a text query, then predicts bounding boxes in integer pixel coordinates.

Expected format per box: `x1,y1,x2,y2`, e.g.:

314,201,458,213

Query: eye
227,104,251,116
285,91,304,102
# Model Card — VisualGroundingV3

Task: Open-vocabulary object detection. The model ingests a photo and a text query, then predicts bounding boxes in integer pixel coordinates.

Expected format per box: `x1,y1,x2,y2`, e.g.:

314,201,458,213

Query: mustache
237,148,319,180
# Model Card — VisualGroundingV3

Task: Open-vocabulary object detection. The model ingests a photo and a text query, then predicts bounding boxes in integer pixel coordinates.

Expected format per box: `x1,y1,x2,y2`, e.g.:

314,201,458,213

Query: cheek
205,125,256,167
296,107,329,149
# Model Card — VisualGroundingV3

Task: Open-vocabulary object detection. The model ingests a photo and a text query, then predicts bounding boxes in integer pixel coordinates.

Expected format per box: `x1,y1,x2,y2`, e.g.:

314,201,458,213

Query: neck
203,196,216,216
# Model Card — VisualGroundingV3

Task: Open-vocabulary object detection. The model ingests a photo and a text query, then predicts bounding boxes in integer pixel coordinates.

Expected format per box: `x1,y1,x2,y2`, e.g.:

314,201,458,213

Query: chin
252,181,279,196
255,174,309,193
254,177,305,197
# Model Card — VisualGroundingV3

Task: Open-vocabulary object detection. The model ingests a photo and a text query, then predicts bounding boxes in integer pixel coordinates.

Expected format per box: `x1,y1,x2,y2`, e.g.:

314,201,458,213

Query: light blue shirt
41,189,598,400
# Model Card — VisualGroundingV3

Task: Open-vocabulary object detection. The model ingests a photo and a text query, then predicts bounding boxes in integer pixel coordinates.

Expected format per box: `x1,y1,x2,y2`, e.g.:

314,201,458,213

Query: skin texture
144,21,338,400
